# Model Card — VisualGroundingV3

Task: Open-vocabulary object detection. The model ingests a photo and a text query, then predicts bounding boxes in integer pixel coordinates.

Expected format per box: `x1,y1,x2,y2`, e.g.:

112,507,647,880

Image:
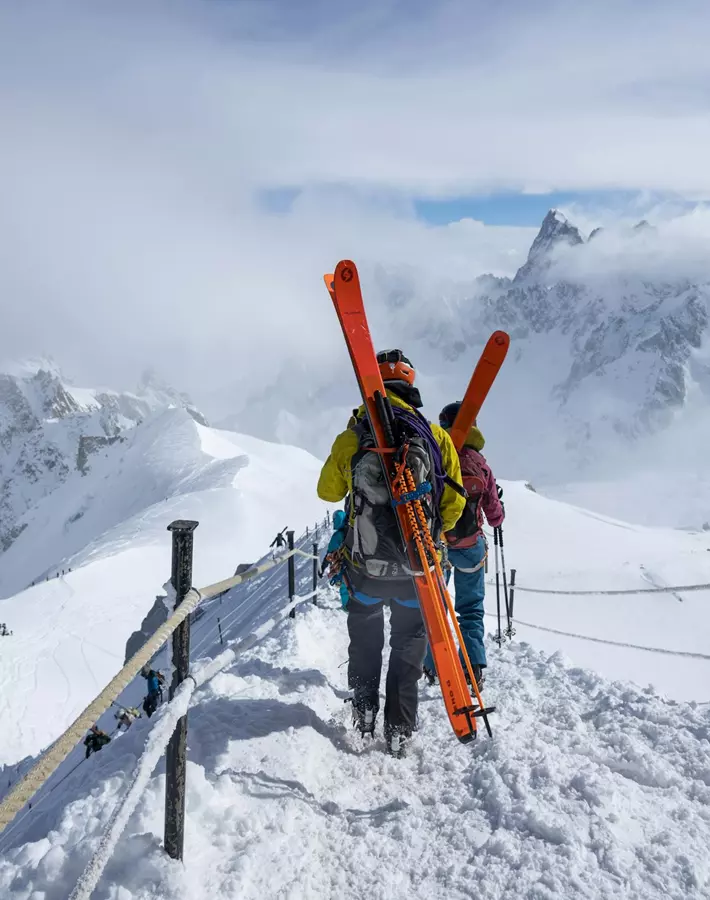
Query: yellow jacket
317,392,465,534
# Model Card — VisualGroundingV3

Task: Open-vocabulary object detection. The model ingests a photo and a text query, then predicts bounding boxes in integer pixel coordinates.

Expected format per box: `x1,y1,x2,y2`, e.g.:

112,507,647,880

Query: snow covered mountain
478,210,709,447
364,210,710,473
0,359,206,574
212,210,710,502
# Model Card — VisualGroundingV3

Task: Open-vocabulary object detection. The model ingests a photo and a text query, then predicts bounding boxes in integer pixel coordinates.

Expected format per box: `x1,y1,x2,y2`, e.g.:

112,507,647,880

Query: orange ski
449,331,510,453
325,260,494,743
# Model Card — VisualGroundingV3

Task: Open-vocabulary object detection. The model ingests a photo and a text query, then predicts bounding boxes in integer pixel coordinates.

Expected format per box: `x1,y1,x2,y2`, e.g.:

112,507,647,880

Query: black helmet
439,401,463,429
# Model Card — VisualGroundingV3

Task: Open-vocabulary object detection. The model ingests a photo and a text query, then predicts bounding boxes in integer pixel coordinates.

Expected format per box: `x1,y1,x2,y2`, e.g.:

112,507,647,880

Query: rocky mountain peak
514,209,584,282
1,355,63,380
528,209,584,262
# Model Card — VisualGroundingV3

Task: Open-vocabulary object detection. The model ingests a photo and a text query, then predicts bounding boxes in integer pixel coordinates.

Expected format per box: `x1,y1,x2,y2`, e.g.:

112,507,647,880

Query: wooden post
312,542,319,600
164,519,198,862
287,530,296,618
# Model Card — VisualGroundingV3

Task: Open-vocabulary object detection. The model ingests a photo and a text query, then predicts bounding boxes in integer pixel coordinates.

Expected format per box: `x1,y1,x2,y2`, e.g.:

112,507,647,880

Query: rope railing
189,548,319,660
485,612,710,660
69,587,319,900
0,534,323,837
485,579,710,597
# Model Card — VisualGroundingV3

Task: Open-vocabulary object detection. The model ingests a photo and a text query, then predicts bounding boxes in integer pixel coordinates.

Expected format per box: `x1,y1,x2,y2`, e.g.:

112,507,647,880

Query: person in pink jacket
423,403,504,688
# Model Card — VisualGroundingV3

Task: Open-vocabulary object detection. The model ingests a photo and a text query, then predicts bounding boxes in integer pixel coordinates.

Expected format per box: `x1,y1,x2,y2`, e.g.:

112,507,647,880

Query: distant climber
0,623,12,637
84,726,111,758
141,666,166,718
423,406,504,690
270,528,288,552
114,706,140,731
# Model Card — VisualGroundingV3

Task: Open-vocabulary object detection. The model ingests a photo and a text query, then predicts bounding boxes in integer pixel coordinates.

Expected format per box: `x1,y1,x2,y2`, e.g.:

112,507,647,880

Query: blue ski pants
423,534,487,672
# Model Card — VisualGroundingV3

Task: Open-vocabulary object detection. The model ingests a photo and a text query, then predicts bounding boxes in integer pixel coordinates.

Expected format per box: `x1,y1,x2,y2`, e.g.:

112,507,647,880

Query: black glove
496,483,503,500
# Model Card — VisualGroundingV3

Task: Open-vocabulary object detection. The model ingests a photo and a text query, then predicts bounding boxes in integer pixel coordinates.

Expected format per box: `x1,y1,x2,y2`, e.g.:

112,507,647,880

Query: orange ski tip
334,259,358,284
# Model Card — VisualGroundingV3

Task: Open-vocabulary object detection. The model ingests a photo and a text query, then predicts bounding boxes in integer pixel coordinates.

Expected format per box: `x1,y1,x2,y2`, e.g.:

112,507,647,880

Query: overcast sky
2,0,710,399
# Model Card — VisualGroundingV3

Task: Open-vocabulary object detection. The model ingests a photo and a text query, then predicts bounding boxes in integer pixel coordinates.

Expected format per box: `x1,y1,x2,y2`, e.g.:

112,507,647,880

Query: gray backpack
344,415,440,591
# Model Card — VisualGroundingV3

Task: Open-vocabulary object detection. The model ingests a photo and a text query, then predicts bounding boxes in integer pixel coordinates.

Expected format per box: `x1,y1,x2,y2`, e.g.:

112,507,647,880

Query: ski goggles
376,349,413,368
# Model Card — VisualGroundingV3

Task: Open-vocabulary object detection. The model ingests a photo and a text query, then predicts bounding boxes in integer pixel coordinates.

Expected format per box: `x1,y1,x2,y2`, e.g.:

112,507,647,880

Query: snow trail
2,593,709,900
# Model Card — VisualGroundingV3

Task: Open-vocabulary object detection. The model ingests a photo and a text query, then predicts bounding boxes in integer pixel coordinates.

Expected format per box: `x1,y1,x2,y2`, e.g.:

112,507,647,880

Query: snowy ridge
0,410,330,765
1,410,710,898
1,581,709,898
0,360,207,567
0,486,709,896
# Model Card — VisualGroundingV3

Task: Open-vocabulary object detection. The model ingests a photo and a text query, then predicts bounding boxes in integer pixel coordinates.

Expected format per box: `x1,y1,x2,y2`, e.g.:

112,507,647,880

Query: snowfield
493,483,710,703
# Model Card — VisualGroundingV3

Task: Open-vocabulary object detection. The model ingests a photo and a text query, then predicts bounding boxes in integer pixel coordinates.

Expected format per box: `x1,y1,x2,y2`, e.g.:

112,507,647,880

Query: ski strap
444,474,468,498
392,482,432,505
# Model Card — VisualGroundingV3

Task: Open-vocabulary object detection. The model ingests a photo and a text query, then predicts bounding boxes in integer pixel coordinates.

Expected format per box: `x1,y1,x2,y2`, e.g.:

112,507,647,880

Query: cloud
544,205,710,284
1,0,710,404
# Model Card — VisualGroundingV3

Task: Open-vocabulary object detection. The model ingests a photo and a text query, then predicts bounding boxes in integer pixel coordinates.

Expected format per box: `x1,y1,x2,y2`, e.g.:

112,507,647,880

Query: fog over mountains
214,210,710,499
4,208,710,546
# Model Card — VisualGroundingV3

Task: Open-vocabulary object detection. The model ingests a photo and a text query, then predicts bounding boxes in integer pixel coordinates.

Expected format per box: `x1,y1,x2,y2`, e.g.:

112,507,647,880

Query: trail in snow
2,481,710,897
2,594,710,900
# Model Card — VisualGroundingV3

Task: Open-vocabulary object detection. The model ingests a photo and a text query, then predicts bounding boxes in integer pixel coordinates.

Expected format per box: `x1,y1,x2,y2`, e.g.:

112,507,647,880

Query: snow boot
350,699,378,737
422,666,437,686
468,664,485,690
385,723,412,759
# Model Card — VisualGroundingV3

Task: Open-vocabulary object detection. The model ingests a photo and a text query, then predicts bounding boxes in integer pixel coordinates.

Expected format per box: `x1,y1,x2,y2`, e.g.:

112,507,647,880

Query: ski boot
469,664,485,690
349,698,378,737
384,723,412,760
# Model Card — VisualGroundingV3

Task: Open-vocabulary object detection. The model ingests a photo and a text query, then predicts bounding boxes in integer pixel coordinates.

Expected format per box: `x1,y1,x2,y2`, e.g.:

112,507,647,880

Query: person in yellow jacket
317,349,465,757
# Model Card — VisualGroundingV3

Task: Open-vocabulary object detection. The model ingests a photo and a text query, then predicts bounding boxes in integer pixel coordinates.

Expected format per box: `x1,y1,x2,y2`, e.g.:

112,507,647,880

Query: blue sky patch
413,191,643,227
257,186,694,228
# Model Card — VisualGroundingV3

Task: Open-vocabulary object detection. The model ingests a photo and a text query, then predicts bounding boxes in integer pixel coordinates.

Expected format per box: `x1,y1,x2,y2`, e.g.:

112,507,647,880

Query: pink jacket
446,445,504,548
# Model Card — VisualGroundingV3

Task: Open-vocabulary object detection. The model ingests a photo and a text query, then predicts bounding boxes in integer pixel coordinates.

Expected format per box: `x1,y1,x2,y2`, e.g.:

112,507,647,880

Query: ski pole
493,526,503,646
498,525,514,638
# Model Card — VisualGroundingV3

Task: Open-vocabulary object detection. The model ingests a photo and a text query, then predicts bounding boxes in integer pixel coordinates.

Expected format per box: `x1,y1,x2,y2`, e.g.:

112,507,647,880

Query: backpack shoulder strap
444,473,468,498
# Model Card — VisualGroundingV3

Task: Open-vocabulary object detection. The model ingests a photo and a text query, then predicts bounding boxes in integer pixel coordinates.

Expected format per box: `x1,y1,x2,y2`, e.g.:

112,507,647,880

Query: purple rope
391,407,446,506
